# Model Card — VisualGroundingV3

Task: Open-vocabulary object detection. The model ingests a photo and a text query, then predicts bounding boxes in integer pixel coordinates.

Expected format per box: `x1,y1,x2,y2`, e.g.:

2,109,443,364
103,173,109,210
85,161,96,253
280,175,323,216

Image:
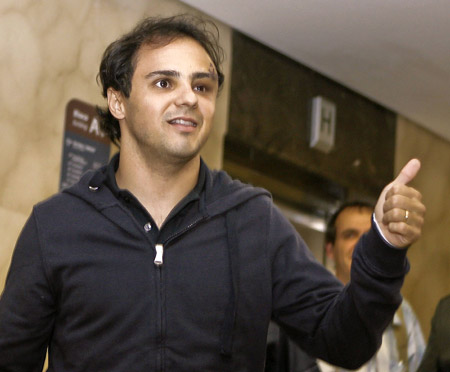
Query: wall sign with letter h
309,96,336,153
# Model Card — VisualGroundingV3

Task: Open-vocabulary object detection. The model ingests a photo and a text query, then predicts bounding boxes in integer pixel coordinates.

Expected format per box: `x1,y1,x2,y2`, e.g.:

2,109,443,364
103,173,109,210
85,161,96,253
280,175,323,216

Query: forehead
134,37,214,73
335,207,372,231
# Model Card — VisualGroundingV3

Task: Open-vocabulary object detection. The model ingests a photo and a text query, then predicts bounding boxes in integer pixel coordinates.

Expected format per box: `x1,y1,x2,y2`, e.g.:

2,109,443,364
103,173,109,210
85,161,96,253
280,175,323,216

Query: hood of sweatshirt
63,156,271,221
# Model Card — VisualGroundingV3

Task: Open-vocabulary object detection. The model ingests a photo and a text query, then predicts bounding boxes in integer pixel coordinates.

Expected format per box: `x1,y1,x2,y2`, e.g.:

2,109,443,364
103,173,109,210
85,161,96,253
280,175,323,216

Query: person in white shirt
319,201,425,372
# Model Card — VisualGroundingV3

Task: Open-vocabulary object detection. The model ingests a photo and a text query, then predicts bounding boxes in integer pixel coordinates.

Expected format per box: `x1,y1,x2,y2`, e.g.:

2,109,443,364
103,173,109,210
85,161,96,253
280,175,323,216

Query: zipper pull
154,244,164,266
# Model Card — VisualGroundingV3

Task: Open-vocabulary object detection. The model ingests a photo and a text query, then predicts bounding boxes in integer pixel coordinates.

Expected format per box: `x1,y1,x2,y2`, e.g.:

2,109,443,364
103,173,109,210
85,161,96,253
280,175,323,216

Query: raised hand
374,159,425,248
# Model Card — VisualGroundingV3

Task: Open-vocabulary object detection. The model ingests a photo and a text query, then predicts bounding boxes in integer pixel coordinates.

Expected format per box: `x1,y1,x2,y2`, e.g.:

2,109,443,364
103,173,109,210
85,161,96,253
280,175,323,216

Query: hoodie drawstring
220,208,240,357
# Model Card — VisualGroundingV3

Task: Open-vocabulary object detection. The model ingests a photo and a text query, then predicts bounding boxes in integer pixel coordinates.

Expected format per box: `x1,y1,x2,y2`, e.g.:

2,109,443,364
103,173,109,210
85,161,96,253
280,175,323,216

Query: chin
166,150,201,165
172,142,205,159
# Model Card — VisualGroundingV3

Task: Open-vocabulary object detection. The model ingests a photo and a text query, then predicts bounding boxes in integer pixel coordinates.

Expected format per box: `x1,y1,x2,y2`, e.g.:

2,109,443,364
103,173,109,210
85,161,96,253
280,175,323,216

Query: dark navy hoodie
0,157,409,371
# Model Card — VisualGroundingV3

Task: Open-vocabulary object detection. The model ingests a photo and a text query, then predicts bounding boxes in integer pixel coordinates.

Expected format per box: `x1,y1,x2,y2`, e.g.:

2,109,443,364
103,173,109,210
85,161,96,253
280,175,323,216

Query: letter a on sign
89,118,103,137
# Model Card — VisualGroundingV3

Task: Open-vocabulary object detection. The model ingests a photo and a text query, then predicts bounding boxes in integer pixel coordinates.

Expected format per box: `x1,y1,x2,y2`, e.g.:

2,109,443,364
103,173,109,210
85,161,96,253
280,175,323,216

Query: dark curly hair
96,14,225,147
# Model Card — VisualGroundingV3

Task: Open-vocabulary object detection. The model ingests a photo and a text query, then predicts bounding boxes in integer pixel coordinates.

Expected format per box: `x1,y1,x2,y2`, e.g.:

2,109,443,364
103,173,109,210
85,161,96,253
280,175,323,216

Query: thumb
392,158,421,186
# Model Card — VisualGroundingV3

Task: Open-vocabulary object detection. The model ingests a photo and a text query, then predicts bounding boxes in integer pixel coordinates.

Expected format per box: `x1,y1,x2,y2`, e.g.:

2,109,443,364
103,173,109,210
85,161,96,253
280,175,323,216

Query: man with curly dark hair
0,15,426,372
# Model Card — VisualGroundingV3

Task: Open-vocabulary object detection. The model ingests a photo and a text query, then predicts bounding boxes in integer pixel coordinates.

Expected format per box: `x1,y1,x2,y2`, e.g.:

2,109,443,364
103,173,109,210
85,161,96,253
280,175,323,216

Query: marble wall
0,0,231,291
396,116,450,338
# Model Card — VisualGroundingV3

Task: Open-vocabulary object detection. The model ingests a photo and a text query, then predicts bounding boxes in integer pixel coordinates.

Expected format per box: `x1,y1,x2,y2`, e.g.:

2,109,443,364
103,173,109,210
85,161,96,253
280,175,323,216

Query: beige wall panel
396,116,450,339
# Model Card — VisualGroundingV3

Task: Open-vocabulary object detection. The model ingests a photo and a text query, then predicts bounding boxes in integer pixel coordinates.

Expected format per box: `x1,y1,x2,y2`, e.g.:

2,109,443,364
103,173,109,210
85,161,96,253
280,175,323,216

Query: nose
174,82,198,108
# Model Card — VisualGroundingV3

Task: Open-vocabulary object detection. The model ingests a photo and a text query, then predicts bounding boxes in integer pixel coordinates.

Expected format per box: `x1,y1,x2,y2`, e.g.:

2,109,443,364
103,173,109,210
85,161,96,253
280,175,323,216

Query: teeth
170,119,196,126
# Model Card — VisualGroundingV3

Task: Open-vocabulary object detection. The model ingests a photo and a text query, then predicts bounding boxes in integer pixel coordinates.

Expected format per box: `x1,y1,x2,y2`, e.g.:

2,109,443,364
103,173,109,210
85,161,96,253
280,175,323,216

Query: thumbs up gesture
374,159,426,248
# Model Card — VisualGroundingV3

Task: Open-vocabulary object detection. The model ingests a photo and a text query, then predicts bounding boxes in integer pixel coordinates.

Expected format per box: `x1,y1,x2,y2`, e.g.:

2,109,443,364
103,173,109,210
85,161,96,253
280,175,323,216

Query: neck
116,150,200,227
336,270,350,285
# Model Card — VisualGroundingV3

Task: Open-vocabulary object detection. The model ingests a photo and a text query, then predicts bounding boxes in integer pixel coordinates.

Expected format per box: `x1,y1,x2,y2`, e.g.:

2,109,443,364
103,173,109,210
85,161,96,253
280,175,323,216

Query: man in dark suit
417,294,450,372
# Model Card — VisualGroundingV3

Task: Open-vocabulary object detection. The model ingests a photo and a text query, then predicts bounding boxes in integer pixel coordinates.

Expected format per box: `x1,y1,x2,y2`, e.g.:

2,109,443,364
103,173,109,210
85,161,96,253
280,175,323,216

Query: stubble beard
138,126,210,168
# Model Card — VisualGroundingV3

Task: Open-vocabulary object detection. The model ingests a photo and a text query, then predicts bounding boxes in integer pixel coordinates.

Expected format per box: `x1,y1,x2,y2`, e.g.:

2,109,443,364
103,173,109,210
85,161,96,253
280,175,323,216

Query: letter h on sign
309,96,336,153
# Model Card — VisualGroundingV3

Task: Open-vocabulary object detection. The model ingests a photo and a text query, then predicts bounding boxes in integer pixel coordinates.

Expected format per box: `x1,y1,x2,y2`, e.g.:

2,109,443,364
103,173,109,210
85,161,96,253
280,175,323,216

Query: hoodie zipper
152,216,207,371
154,243,164,372
154,244,164,266
153,217,206,267
152,216,207,268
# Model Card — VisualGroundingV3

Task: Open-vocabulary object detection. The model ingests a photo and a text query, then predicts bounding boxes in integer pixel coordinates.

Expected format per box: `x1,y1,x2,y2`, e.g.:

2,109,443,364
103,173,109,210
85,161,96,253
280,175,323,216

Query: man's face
113,37,219,164
326,207,372,284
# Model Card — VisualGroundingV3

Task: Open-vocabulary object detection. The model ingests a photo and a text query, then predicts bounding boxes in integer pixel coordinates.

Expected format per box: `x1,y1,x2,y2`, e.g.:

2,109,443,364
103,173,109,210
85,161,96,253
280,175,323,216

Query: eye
341,230,359,240
155,79,170,88
193,84,207,92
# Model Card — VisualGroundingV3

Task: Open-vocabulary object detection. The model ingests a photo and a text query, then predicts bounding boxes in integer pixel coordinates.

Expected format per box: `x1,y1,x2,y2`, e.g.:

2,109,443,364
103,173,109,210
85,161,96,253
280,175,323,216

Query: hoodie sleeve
0,210,55,371
268,203,408,370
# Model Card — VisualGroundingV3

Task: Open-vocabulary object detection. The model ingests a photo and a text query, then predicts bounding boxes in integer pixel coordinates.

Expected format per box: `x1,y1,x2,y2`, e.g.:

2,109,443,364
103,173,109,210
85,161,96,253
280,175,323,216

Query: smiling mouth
168,118,197,127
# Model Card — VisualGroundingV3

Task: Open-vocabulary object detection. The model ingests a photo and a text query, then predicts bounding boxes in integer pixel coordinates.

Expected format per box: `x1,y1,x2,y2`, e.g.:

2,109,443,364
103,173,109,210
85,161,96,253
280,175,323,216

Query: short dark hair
325,201,374,244
96,14,225,146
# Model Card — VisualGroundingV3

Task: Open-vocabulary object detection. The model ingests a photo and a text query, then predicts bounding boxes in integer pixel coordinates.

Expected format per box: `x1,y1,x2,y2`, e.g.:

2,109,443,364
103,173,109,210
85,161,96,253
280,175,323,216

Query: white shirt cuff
372,213,398,249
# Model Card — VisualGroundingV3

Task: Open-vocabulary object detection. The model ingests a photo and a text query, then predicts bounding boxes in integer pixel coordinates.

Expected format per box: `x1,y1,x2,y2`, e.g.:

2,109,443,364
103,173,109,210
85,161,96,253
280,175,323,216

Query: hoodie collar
104,153,206,201
64,153,270,221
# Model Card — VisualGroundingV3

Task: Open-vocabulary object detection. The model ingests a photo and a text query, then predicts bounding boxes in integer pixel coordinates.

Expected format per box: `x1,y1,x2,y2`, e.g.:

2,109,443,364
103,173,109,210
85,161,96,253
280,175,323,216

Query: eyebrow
145,70,217,81
192,71,218,81
340,228,359,236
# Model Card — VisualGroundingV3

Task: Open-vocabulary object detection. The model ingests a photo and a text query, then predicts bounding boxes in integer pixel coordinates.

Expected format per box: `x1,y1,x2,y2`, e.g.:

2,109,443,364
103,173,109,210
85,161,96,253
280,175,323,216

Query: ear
325,242,335,260
107,88,126,120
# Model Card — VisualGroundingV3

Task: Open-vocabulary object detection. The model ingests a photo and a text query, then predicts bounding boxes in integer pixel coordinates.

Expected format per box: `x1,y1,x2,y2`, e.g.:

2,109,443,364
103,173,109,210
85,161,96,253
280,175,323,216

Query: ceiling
180,0,450,142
